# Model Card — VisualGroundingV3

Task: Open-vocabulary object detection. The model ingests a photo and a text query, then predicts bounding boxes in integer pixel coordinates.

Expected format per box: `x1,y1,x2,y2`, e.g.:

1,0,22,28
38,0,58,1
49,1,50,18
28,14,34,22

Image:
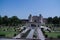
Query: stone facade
28,14,44,24
21,14,47,27
26,14,45,27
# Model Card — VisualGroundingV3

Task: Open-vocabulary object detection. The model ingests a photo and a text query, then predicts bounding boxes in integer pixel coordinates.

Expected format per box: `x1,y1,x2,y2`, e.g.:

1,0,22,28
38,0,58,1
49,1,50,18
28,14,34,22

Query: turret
28,14,32,22
39,14,43,24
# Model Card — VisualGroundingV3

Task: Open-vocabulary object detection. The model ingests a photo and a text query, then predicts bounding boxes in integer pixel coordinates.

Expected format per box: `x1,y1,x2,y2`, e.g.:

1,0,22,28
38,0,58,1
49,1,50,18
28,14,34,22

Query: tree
47,17,52,24
2,16,9,26
52,16,59,24
10,16,20,26
0,15,2,25
0,15,23,26
59,17,60,24
52,16,60,27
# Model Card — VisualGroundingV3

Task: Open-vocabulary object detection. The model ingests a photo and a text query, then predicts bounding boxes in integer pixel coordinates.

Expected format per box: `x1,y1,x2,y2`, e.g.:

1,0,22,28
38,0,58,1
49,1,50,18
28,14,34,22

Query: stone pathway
10,27,45,40
13,33,21,38
26,29,35,39
0,38,27,40
37,27,45,40
13,28,30,38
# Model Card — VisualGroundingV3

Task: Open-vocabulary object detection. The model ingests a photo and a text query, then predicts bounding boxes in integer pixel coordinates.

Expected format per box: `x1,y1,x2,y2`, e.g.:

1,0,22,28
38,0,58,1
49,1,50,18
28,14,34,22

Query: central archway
31,24,36,27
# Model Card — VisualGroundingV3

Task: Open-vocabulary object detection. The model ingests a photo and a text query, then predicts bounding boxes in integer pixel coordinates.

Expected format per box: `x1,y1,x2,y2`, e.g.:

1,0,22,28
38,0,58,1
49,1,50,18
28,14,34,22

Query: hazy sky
0,0,60,19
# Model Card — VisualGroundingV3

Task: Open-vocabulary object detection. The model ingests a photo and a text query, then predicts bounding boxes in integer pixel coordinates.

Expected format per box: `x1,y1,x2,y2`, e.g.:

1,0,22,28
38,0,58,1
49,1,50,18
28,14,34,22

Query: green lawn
0,31,19,38
0,27,20,38
45,32,60,38
53,27,60,31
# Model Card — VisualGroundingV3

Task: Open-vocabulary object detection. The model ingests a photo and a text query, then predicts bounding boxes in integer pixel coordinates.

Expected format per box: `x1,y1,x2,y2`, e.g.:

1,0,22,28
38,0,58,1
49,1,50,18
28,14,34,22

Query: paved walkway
37,27,45,40
0,26,53,40
13,28,30,38
13,27,45,40
13,33,21,38
26,29,35,39
0,38,27,40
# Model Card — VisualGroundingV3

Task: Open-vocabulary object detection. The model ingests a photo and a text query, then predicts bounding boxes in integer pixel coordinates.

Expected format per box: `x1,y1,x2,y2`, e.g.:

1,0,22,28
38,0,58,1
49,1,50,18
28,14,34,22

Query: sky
0,0,60,19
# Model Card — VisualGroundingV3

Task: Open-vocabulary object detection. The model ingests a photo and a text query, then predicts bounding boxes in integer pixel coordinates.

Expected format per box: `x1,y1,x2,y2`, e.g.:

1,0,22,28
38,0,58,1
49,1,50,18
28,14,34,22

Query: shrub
23,27,26,30
41,28,44,31
0,34,5,38
15,30,16,31
57,35,60,38
45,35,48,38
49,37,53,39
47,29,51,32
14,34,16,36
33,35,37,38
3,29,5,31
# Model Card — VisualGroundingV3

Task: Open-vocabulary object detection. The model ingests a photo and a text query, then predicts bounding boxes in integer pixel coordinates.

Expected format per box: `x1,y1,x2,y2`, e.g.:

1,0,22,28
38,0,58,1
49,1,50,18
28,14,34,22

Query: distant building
21,14,47,27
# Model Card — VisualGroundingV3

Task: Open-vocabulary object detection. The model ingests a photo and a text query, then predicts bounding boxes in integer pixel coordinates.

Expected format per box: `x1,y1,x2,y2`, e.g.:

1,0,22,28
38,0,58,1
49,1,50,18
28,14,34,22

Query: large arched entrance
31,24,36,27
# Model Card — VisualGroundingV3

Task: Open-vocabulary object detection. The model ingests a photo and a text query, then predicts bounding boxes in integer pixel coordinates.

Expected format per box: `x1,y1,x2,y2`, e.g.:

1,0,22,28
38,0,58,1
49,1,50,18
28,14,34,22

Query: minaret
39,14,43,24
28,14,32,22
